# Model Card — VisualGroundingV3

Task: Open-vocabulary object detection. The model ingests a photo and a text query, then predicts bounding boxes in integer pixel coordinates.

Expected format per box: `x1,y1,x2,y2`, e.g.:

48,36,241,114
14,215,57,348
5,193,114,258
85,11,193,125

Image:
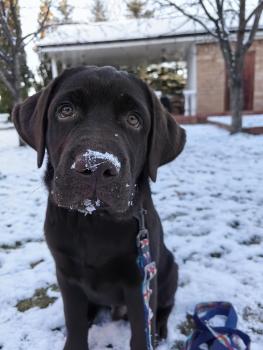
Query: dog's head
13,66,186,216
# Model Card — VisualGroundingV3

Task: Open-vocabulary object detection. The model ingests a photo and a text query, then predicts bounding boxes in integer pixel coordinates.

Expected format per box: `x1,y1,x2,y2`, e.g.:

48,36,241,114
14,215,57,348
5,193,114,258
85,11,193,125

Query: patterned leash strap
136,208,157,350
184,302,251,350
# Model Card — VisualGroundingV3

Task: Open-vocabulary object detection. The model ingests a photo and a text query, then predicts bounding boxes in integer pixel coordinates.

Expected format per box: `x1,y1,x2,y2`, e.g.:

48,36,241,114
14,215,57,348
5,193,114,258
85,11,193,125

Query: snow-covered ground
0,114,13,130
0,125,263,350
208,115,263,128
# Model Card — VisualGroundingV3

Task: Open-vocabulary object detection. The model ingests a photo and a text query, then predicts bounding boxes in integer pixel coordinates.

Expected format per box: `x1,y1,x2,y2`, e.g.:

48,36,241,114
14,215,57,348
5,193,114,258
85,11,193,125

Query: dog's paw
156,323,168,341
63,340,88,350
111,305,128,321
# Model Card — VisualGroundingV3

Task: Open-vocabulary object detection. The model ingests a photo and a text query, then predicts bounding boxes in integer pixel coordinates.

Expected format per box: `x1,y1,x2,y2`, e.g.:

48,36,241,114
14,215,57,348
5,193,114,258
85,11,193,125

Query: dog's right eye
56,104,76,120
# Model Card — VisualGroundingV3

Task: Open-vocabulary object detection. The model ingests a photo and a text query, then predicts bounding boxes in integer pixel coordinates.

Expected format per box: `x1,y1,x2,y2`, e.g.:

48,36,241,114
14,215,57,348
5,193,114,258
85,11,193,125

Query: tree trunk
230,75,243,134
13,54,26,146
16,98,26,147
14,89,26,147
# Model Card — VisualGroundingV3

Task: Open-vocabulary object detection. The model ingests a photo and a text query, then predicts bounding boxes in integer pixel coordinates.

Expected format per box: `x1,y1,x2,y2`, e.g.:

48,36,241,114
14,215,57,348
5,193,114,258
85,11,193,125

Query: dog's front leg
57,271,91,350
124,283,156,350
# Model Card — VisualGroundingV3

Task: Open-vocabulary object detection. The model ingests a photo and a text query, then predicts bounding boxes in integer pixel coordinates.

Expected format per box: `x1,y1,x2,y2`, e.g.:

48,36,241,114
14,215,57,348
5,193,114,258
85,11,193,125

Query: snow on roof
37,17,209,48
37,16,263,49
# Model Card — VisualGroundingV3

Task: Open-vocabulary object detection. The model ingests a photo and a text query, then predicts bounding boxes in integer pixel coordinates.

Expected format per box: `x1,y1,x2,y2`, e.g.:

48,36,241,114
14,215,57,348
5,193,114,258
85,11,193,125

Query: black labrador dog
13,66,186,350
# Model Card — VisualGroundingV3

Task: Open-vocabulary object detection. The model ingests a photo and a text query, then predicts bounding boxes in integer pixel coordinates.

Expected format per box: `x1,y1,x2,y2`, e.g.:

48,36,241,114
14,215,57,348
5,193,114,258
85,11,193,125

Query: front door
225,50,255,111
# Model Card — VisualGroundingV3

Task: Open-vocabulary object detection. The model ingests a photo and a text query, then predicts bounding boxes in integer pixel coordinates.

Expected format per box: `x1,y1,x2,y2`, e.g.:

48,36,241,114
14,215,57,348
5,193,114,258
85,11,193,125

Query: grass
0,241,22,250
177,314,195,336
0,238,44,251
170,340,185,350
16,285,59,312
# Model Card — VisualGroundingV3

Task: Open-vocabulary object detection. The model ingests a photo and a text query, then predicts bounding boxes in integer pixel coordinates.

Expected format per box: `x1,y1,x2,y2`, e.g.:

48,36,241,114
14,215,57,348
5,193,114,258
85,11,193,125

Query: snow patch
79,199,101,215
208,114,263,128
1,125,263,349
71,150,121,172
83,199,96,214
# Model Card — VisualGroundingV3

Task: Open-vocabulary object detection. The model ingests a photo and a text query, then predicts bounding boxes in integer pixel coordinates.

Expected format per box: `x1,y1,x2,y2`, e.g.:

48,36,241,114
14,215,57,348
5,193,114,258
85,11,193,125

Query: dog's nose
73,154,119,180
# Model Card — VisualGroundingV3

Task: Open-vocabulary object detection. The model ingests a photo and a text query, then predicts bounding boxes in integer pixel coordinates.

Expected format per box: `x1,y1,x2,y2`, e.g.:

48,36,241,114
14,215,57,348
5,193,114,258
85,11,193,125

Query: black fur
12,66,186,350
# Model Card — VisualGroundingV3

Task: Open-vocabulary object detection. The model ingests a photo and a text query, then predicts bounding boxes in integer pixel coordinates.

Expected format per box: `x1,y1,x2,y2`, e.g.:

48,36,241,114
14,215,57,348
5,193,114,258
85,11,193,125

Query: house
36,17,263,116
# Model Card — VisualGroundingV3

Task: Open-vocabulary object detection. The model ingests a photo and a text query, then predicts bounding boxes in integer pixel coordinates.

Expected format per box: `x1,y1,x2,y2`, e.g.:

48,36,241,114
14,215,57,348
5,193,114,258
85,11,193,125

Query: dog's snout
102,165,118,178
73,153,119,181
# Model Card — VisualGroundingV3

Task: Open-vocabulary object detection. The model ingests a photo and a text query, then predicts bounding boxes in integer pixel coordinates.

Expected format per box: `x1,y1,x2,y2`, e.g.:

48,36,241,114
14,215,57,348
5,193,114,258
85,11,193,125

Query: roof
37,17,211,48
37,16,263,49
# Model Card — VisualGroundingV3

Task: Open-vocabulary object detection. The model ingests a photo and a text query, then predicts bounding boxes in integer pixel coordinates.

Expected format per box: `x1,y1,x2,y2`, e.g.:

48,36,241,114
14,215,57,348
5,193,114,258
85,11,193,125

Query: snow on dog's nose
72,149,121,183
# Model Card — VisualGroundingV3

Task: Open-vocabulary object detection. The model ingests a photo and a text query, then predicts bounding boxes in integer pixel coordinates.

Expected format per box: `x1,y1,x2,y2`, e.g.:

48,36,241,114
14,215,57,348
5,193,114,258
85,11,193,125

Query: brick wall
253,40,263,111
196,39,263,115
196,42,225,115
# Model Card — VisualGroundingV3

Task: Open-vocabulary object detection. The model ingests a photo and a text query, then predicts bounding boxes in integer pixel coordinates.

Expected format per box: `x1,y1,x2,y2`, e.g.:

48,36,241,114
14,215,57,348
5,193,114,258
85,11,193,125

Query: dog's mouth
51,191,107,214
51,183,136,215
56,199,105,216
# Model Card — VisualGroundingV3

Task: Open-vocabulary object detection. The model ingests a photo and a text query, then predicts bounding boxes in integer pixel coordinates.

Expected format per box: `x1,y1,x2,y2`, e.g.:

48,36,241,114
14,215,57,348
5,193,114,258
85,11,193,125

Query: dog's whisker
30,185,43,194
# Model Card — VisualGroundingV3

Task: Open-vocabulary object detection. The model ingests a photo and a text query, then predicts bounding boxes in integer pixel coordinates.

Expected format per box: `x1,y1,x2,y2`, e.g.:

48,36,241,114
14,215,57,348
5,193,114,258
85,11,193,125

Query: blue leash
136,208,157,350
185,302,251,350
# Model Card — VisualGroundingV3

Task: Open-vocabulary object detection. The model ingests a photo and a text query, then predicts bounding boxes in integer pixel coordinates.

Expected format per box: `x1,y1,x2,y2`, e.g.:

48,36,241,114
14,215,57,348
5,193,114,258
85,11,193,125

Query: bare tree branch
206,0,218,14
215,0,225,31
21,23,54,43
243,1,263,51
245,0,263,24
235,0,246,58
199,0,218,23
9,0,22,50
21,0,53,44
0,0,16,48
156,0,219,38
0,49,12,64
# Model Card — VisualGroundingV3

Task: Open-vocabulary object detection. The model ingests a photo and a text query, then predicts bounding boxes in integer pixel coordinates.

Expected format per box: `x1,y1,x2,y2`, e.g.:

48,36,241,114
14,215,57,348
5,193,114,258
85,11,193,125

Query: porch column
51,57,58,78
184,44,197,115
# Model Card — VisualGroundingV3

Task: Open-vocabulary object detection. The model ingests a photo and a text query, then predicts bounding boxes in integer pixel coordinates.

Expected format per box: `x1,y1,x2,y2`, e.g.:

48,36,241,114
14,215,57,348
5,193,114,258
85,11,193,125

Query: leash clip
138,208,147,229
136,228,149,247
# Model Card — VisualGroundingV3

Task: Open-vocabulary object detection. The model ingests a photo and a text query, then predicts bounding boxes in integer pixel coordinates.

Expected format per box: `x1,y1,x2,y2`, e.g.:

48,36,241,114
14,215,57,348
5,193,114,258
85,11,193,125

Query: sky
20,0,129,76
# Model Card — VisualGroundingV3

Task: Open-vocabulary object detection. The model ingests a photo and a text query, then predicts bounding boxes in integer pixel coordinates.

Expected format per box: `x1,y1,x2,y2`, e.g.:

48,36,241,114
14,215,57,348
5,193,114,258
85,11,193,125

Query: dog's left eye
126,114,141,129
57,104,76,120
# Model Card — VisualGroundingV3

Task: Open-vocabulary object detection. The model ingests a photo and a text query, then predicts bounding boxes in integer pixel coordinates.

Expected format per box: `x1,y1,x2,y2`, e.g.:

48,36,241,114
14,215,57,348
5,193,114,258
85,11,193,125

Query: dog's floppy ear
12,67,88,168
12,78,58,168
147,89,186,182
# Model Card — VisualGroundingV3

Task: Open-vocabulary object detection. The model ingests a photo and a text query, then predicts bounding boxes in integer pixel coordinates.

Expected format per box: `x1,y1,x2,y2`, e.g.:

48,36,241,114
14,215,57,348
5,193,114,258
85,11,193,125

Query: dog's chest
47,214,140,304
